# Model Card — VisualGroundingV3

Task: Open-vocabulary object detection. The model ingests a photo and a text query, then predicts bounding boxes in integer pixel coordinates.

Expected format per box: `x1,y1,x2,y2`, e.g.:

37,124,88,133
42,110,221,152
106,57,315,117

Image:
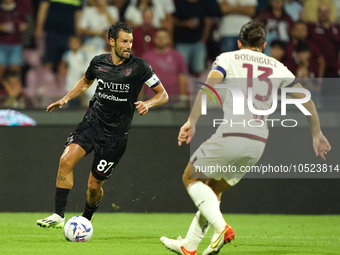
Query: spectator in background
132,8,156,57
308,2,340,78
294,41,320,79
333,0,340,23
58,35,87,108
78,0,119,59
284,0,303,22
295,63,321,107
173,0,214,77
157,0,176,37
284,20,325,78
269,39,286,61
83,33,111,104
142,28,187,106
0,0,27,85
218,0,257,53
17,0,34,48
124,0,166,28
308,2,340,97
35,0,82,72
1,70,33,109
256,0,270,14
256,0,294,55
303,0,337,23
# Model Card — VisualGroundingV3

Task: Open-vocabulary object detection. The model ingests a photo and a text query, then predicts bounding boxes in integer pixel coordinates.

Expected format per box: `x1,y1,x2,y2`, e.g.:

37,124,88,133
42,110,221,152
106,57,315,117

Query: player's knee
182,172,189,187
59,156,73,173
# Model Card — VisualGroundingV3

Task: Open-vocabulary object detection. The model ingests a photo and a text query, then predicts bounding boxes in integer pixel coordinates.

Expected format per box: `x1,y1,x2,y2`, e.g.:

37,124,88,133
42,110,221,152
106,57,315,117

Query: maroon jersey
308,22,340,76
283,40,322,77
0,3,25,45
132,26,156,58
256,8,294,41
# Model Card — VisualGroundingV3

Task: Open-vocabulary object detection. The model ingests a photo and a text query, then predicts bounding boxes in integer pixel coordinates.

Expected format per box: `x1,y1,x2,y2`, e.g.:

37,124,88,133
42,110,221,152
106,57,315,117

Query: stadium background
1,0,340,214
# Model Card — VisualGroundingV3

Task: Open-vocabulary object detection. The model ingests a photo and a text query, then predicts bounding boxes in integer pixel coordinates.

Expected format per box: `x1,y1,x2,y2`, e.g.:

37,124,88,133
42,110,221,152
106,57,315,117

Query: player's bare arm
290,83,331,160
178,70,223,146
46,76,94,114
134,83,168,116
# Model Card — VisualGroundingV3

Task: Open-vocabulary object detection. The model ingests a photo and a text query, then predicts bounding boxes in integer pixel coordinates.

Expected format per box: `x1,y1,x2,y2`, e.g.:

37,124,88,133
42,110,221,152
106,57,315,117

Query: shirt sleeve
108,6,120,22
279,64,296,88
124,5,137,23
78,8,89,30
164,0,176,14
85,56,97,81
62,51,69,63
139,60,160,88
211,54,227,79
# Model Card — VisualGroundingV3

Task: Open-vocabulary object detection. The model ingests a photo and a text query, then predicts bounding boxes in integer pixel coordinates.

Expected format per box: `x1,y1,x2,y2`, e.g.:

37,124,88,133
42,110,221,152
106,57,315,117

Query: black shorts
65,121,128,181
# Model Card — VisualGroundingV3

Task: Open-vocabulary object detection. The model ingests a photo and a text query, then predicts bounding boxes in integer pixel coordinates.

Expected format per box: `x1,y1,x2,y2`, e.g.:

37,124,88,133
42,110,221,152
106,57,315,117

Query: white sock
184,210,209,250
187,181,226,233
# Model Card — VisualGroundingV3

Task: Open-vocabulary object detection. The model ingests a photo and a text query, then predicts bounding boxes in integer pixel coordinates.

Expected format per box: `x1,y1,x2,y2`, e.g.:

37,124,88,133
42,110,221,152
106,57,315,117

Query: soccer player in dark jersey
36,22,168,228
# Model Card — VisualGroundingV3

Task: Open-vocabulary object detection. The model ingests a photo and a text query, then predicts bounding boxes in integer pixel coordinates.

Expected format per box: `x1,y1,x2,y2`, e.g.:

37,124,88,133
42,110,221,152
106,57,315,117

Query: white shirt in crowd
79,6,119,33
62,50,88,93
218,0,258,37
124,1,166,28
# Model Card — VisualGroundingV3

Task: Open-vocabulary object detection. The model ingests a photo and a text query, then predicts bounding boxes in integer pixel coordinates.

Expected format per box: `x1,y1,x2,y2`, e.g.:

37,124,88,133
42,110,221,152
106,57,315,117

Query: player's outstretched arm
46,75,94,114
290,83,331,160
178,70,224,146
134,83,168,115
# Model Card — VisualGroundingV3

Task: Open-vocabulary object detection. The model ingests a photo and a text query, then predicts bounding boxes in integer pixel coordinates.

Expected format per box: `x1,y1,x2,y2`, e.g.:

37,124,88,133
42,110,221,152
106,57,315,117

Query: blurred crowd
0,0,340,109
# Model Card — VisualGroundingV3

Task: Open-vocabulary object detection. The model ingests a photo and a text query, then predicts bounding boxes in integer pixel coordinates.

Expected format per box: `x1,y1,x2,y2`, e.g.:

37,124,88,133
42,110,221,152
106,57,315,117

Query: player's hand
134,101,149,115
46,98,68,114
313,132,331,161
178,120,195,146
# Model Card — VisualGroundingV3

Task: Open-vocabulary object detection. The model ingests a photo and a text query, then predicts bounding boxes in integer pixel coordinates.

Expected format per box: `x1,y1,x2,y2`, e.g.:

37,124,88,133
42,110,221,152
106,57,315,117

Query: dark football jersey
84,53,160,138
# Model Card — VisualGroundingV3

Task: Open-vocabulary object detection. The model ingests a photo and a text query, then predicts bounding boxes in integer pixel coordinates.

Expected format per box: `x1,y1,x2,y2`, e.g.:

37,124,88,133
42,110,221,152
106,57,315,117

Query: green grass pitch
0,213,339,255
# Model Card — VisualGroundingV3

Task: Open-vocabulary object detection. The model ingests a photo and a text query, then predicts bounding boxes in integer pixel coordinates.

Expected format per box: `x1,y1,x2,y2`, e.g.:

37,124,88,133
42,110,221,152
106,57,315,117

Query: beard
115,46,130,60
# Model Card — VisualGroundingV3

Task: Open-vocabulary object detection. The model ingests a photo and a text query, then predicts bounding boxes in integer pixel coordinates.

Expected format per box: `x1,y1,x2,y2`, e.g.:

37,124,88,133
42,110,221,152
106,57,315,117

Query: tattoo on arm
57,176,66,181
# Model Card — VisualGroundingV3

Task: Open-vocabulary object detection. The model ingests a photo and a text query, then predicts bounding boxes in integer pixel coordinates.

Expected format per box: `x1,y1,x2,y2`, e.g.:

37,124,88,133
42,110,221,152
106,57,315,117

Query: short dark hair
108,22,133,41
270,40,286,50
295,41,310,53
239,21,266,48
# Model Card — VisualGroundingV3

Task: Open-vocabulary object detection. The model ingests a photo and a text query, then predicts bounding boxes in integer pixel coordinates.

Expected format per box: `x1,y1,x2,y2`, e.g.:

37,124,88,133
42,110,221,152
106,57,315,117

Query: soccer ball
63,216,93,242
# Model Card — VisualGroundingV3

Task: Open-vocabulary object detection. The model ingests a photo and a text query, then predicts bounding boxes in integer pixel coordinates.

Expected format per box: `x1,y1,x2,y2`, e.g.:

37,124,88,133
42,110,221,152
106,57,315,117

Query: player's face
113,31,133,60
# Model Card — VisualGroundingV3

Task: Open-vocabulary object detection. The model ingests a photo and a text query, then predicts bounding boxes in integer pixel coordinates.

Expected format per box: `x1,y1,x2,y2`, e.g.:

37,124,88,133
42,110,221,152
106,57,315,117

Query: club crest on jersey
123,68,132,77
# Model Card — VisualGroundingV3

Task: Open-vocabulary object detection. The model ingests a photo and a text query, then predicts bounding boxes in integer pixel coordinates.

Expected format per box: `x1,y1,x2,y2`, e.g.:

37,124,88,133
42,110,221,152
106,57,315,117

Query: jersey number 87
97,160,114,173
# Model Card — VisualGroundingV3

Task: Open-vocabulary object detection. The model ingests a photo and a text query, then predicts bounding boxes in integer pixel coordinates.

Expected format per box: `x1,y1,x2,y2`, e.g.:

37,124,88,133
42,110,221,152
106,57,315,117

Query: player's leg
81,136,128,221
161,163,233,254
82,171,106,221
184,162,235,251
37,144,86,228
